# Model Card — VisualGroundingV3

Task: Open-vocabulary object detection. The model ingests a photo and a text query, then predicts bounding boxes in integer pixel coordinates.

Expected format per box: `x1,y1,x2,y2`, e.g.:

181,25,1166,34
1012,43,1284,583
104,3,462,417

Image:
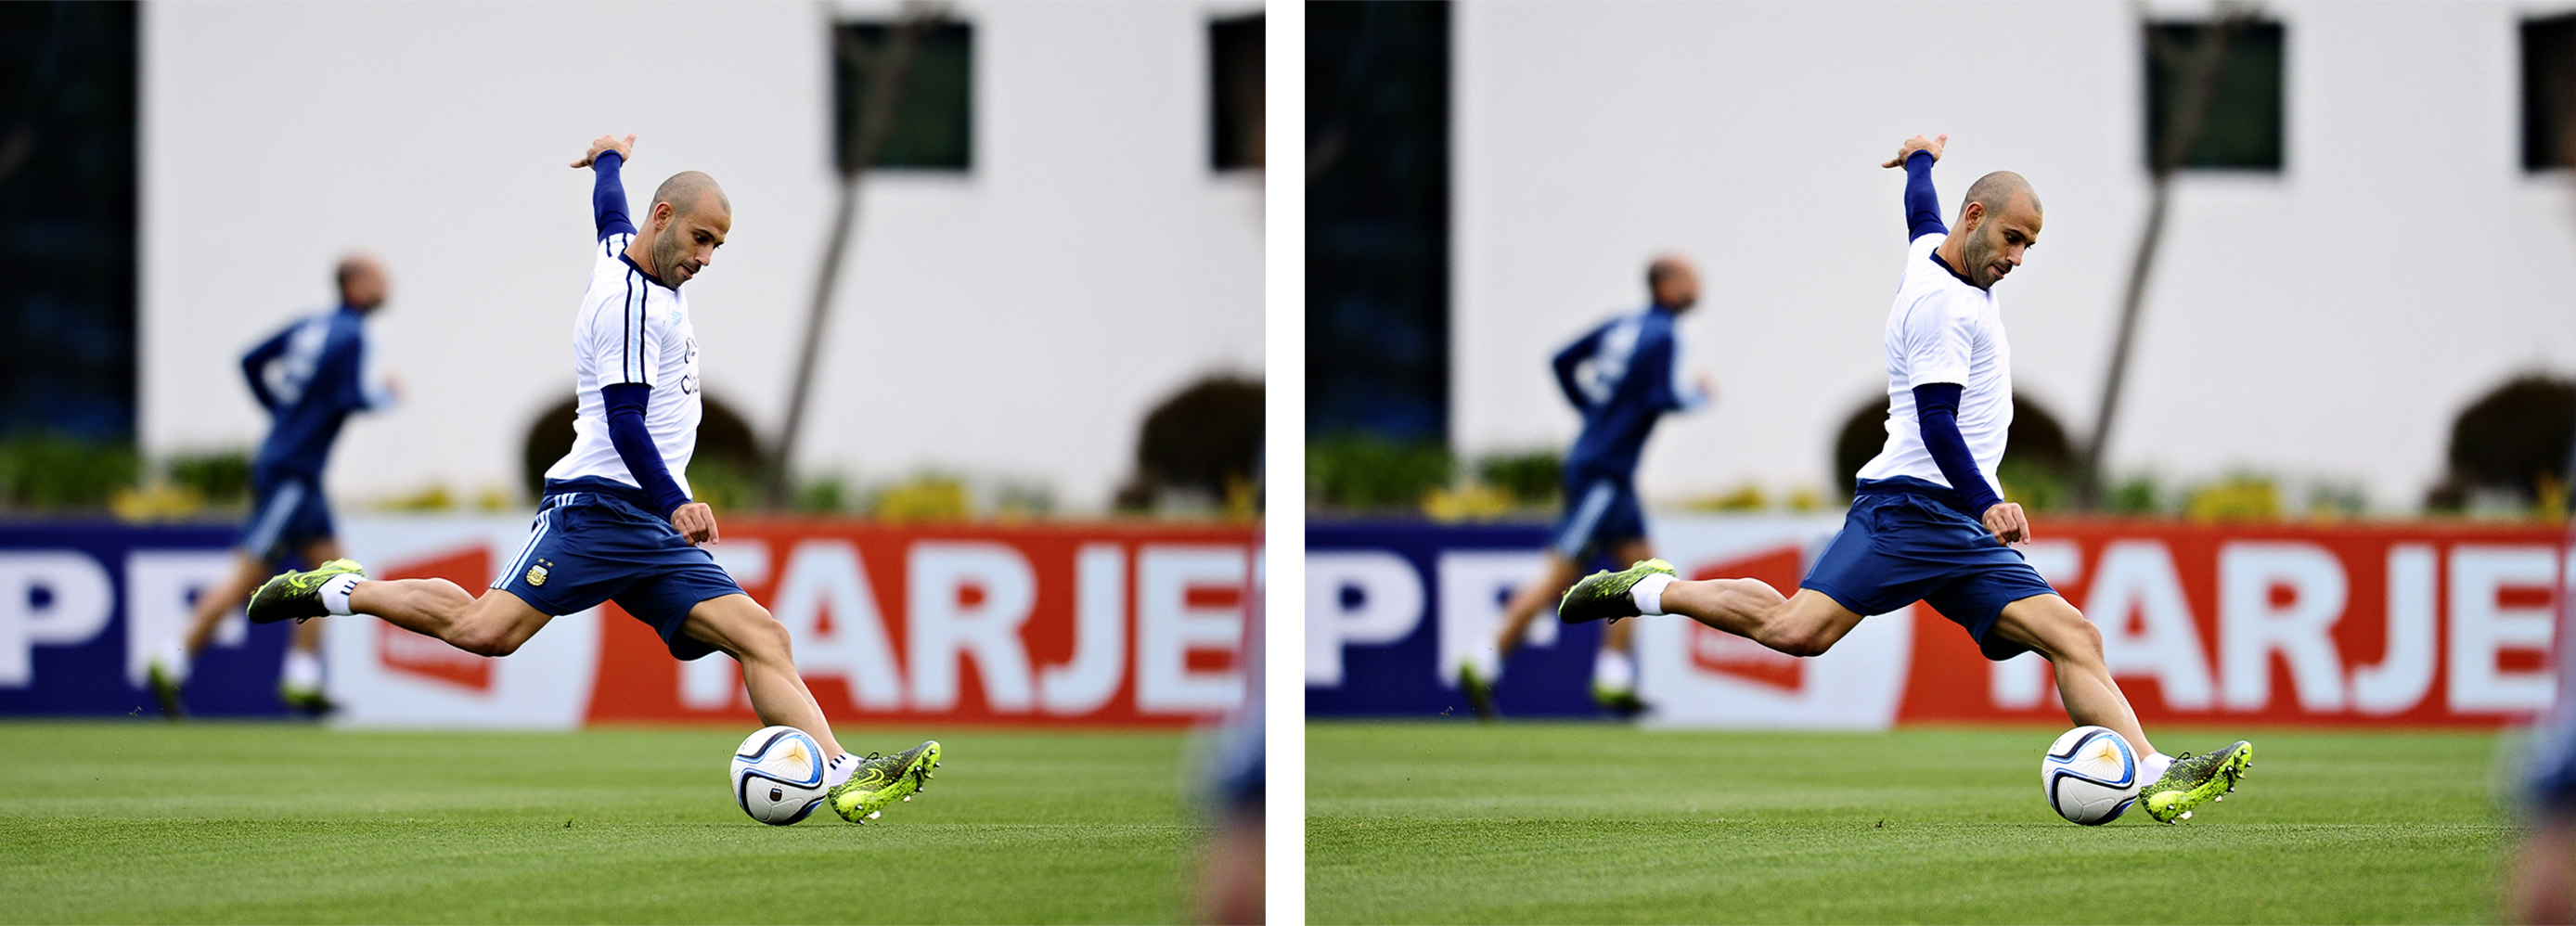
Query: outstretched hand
1880,133,1947,169
571,134,637,169
1981,500,2029,546
670,500,718,546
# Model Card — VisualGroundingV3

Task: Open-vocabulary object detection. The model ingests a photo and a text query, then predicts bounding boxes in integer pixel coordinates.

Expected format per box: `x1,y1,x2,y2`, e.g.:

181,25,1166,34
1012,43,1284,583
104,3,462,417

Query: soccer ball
730,726,831,825
2041,725,2140,825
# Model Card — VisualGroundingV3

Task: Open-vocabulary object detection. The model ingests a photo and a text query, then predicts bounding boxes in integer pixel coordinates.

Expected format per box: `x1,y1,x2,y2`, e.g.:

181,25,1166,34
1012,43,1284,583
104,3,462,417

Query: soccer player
1559,135,2253,825
243,134,941,825
1454,254,1711,720
146,254,399,718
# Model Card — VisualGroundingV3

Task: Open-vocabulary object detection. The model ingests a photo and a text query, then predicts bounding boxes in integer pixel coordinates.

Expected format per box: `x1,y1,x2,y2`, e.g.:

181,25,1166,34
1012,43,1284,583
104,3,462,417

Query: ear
650,200,676,228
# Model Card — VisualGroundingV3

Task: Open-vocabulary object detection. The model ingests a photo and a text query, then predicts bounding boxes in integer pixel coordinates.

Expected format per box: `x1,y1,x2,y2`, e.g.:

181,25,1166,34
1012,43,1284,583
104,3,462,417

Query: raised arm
1881,134,1949,241
571,134,638,240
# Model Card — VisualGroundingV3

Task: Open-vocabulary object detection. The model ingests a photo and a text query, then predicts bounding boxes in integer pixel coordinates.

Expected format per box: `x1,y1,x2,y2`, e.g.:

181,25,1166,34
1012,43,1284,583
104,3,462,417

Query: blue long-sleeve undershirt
593,150,636,240
1904,150,1946,241
601,382,692,517
1913,382,2001,518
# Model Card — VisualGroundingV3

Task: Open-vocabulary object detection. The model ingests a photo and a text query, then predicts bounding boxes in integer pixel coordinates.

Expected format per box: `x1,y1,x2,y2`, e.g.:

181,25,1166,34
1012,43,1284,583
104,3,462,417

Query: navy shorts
491,490,745,661
1551,475,1646,563
1798,480,2058,661
239,470,334,562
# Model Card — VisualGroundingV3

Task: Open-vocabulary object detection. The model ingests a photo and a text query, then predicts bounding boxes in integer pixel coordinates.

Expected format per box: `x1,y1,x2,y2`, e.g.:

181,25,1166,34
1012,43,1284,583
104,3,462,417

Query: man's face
650,194,730,287
1654,262,1700,311
1959,196,2041,289
342,264,388,311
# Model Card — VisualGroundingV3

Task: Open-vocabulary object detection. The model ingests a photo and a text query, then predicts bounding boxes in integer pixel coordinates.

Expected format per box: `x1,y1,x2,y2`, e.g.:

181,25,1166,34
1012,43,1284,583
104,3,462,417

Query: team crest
526,559,552,587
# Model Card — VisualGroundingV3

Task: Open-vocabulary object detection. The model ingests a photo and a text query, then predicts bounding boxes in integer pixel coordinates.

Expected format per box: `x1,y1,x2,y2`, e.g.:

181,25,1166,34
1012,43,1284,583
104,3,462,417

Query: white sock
281,649,324,691
1631,573,1675,615
1467,644,1502,684
1593,649,1636,692
156,640,193,686
2141,752,2174,782
824,752,859,789
319,574,361,616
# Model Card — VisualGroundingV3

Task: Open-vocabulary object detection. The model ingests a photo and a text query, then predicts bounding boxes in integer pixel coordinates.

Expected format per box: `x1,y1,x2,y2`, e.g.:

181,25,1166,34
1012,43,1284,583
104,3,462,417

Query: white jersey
1852,232,2013,490
542,232,702,497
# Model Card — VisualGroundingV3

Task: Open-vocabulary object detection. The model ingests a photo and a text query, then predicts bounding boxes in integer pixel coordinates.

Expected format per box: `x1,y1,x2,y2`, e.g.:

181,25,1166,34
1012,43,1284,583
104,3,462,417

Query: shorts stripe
243,479,306,559
1555,481,1616,556
493,508,555,590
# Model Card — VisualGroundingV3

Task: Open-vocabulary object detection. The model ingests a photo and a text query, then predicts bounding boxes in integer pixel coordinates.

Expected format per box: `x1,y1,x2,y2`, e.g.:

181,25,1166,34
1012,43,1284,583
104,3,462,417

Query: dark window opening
1308,1,1449,443
2524,13,2576,171
2144,20,2285,172
1210,14,1264,171
832,20,972,172
0,2,137,441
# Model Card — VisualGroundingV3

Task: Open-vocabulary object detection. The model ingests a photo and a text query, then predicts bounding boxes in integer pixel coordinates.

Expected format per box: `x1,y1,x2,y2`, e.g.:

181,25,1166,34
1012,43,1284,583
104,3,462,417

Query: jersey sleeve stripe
621,269,639,383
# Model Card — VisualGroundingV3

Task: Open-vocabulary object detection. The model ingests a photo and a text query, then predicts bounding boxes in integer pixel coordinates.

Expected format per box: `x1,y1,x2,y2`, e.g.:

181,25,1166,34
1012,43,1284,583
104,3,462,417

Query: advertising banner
0,521,291,717
1306,520,1682,718
5,517,1257,728
1310,516,2568,728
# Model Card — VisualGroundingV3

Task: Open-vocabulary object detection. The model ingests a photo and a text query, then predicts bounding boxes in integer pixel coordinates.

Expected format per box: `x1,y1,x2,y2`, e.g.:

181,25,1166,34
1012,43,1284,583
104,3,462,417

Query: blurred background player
146,254,398,718
1454,254,1711,719
243,134,941,825
2505,430,2576,923
1561,135,2253,825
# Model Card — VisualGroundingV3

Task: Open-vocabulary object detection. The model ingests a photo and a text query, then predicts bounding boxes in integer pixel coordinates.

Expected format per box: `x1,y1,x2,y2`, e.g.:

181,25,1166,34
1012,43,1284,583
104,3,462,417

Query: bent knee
449,624,522,658
1758,626,1835,659
737,614,794,660
2016,599,2104,660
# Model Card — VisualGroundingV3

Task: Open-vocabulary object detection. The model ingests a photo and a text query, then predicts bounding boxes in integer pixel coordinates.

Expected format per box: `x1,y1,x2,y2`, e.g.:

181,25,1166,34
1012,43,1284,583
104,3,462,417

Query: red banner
340,520,1257,728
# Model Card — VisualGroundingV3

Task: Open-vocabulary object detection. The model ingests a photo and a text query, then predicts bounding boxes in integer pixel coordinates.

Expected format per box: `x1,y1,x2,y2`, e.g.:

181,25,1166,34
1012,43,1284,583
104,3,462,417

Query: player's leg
1491,553,1586,664
1589,537,1657,713
275,538,346,713
1990,592,2250,823
675,592,939,824
148,551,274,715
1457,551,1583,718
341,581,556,656
680,593,844,755
1667,584,1871,658
1989,593,2153,754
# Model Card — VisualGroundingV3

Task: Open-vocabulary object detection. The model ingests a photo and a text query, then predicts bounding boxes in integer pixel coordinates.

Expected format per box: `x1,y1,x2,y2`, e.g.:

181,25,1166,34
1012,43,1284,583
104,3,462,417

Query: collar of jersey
619,252,672,289
1927,251,1989,292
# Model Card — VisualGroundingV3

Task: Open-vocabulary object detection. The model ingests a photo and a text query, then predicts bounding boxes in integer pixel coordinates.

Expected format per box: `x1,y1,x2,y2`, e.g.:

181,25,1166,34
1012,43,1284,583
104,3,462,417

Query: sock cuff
319,574,361,616
1631,573,1676,616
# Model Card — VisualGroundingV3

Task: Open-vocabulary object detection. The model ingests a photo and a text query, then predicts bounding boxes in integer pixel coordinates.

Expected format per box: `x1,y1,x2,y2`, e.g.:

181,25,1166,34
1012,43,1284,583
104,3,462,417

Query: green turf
0,722,1209,924
1308,722,2516,924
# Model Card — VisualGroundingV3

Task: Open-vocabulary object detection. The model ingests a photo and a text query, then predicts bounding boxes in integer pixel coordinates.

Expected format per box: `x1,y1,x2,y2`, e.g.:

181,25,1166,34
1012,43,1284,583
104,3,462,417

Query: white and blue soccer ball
2041,725,2140,825
730,726,831,826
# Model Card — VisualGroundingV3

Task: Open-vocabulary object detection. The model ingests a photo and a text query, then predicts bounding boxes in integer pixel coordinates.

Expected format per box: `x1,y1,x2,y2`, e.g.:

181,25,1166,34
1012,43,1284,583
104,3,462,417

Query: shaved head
1645,252,1700,312
1946,170,2043,289
1959,171,2039,225
637,171,731,288
335,251,388,311
651,171,729,220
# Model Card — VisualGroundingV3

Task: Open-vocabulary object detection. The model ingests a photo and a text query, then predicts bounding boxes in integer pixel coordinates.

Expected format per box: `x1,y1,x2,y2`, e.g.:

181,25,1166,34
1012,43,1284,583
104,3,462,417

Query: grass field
0,722,1209,924
1308,722,2516,924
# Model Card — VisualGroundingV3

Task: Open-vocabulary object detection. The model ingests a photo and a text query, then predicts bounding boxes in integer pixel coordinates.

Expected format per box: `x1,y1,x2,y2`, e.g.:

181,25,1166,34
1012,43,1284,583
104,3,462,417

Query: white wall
142,0,1264,510
1454,1,2576,509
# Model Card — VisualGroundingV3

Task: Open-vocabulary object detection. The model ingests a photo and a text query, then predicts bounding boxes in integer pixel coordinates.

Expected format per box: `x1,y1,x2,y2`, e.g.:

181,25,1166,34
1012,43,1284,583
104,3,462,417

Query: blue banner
1307,521,1620,718
0,521,299,717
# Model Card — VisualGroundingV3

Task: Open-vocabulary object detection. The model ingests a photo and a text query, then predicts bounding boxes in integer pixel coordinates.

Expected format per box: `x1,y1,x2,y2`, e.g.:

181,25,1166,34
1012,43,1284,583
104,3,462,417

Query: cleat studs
2181,811,2193,820
869,810,882,819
